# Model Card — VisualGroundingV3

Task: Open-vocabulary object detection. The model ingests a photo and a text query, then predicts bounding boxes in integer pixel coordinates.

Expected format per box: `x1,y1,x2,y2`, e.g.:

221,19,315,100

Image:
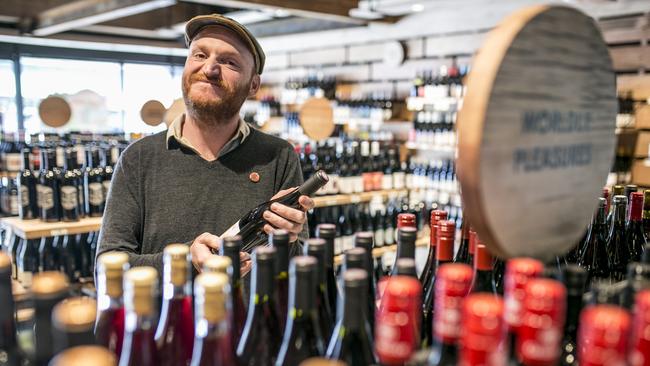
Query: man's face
182,26,260,124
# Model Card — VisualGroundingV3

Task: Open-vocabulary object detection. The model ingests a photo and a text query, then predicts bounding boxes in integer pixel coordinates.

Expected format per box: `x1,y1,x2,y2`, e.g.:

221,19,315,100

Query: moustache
190,74,226,89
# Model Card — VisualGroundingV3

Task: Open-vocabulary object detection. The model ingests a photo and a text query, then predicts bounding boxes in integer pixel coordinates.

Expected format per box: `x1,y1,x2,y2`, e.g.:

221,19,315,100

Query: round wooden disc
38,96,71,128
299,97,335,141
456,5,617,260
163,98,186,127
140,100,166,126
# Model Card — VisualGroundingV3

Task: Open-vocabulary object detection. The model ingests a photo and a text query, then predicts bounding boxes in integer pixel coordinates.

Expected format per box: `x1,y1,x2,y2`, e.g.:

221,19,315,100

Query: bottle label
55,147,65,168
76,147,85,165
376,310,418,362
60,186,79,210
339,177,352,194
5,153,22,172
20,185,29,207
343,235,354,251
37,185,54,210
518,319,562,363
381,174,393,190
9,194,18,215
18,269,32,287
406,174,414,190
354,176,364,193
334,237,343,255
374,228,385,247
89,182,104,206
102,180,111,198
384,227,395,245
78,186,85,207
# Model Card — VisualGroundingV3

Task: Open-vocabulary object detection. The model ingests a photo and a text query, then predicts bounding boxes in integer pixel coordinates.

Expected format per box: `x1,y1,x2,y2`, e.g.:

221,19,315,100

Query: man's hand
190,232,221,272
262,187,315,243
240,252,252,277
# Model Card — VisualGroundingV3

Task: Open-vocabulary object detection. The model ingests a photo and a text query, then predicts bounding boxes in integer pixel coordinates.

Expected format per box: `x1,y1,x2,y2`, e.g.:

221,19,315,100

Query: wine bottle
190,272,236,366
643,190,650,240
326,269,376,365
468,228,477,266
420,210,447,291
60,149,80,222
119,267,159,366
219,236,246,346
60,233,80,282
0,253,23,365
422,219,455,347
84,146,105,217
33,272,69,366
627,192,647,263
73,147,86,218
276,256,325,365
625,184,638,201
219,171,328,253
38,236,60,272
390,227,417,276
271,230,290,333
52,297,97,354
202,254,232,275
17,148,38,219
630,291,650,366
578,305,630,366
470,243,497,294
643,243,650,264
354,232,376,331
578,198,610,283
454,217,471,264
504,258,544,363
315,223,339,321
237,246,282,366
427,263,473,366
304,238,334,341
100,148,113,200
38,148,61,222
394,258,418,278
95,251,129,359
375,275,422,365
50,345,117,366
558,265,587,366
515,279,566,366
342,247,366,272
16,238,38,287
623,262,650,309
607,195,630,282
154,244,194,366
588,278,621,305
459,294,507,366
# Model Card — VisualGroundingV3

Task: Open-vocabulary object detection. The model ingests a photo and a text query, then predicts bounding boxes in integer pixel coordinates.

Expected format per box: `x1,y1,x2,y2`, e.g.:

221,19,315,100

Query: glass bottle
304,238,334,341
606,195,630,282
95,251,129,358
33,272,69,365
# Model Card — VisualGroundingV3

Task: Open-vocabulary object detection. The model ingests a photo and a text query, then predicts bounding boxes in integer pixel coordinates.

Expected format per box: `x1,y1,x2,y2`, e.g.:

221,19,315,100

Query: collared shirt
165,113,250,158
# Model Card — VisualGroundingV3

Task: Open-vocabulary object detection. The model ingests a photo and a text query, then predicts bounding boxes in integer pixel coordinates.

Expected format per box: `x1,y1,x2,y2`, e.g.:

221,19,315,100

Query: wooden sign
38,96,71,128
163,98,186,127
299,97,335,141
140,100,166,126
456,5,617,260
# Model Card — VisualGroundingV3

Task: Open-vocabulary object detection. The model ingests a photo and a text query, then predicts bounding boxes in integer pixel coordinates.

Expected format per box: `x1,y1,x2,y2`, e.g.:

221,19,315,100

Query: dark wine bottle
627,192,647,263
60,149,80,222
119,267,160,366
304,238,334,341
33,272,69,366
325,269,376,365
623,262,650,309
578,197,610,283
395,258,418,278
353,232,376,331
470,243,497,294
342,247,366,272
643,190,650,240
454,215,471,264
237,246,282,366
315,223,339,323
52,297,97,354
390,227,417,276
578,305,630,366
459,294,506,366
190,272,236,366
17,148,38,219
95,251,129,359
422,219,455,347
220,236,246,346
558,265,587,366
38,236,61,272
427,263,473,366
606,195,630,282
60,234,80,282
16,238,39,287
0,253,23,365
420,210,447,293
100,148,113,201
84,146,105,217
38,149,61,222
276,256,325,365
219,171,328,253
155,244,194,366
270,230,290,333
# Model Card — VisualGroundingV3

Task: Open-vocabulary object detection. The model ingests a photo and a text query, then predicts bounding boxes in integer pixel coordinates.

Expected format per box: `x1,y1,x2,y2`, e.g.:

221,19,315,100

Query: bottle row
411,63,468,100
409,110,457,148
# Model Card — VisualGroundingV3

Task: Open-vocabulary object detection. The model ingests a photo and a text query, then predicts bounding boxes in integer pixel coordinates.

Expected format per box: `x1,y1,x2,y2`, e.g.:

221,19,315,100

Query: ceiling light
411,3,424,12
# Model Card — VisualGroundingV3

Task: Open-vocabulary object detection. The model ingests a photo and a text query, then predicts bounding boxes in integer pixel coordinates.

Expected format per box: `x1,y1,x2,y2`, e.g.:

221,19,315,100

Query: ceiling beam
100,2,225,30
33,0,177,36
182,0,365,24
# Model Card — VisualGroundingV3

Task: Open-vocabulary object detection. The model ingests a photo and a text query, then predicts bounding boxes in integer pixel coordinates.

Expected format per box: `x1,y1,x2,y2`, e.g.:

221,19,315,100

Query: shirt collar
166,113,250,157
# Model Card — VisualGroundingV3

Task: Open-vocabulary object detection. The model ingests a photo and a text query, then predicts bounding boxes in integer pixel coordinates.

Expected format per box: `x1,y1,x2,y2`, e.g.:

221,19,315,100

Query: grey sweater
96,128,304,275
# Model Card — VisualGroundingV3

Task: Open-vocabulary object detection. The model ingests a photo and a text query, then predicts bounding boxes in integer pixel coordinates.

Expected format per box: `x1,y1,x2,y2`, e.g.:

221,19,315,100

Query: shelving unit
1,216,103,240
313,189,409,208
405,142,456,155
333,230,429,265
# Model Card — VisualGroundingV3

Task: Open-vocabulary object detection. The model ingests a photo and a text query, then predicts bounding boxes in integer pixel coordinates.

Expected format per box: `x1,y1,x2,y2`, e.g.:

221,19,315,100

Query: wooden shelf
0,171,16,179
313,189,409,208
1,216,103,240
333,231,429,265
405,142,456,155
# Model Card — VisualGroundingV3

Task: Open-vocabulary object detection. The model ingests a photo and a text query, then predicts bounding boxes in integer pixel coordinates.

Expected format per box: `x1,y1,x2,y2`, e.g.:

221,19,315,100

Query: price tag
350,195,361,203
50,229,69,236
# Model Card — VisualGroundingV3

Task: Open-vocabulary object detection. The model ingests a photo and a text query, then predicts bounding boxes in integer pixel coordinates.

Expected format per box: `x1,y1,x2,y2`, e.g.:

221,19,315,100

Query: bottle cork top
53,296,97,332
49,345,117,366
202,255,233,275
32,272,69,298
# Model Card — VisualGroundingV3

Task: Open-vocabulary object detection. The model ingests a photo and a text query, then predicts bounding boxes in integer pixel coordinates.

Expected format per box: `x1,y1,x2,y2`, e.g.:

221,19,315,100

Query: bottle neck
0,271,16,348
396,236,415,260
274,244,289,277
21,151,30,171
223,247,241,284
630,199,643,222
341,286,366,330
252,260,274,300
564,292,583,339
292,270,315,314
612,202,626,226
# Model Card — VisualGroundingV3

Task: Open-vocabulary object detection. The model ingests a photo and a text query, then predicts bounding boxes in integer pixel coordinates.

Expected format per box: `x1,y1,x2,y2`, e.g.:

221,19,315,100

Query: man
96,14,313,276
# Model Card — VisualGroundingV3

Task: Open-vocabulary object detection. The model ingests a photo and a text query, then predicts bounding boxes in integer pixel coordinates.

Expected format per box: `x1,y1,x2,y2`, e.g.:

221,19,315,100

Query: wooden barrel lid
140,100,166,126
38,96,71,128
456,5,617,260
299,97,335,141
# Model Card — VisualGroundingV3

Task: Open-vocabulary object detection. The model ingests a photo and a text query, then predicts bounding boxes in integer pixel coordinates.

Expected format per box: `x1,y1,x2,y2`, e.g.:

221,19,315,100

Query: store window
20,57,122,134
122,63,182,134
0,59,18,132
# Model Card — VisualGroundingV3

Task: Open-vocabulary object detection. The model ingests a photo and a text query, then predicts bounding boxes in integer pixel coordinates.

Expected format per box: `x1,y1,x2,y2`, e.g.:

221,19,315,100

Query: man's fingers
241,260,252,277
270,187,296,200
270,202,306,223
202,234,222,250
263,210,301,233
299,195,315,211
190,241,213,272
239,252,251,262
